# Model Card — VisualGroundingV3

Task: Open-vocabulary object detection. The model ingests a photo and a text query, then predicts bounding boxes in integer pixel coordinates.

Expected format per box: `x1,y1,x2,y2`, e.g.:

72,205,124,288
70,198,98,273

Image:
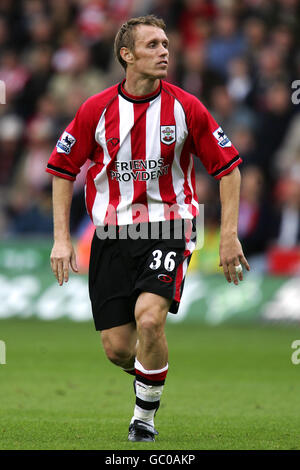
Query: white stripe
133,404,156,423
186,154,199,214
145,96,165,221
169,99,190,219
135,382,163,402
181,257,189,279
135,358,168,375
175,248,194,300
176,237,196,292
92,112,110,225
116,96,134,225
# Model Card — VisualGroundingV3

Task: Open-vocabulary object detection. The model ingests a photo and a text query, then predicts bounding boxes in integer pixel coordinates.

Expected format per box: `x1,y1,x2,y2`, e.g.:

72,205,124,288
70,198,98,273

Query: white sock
132,381,164,426
131,358,168,427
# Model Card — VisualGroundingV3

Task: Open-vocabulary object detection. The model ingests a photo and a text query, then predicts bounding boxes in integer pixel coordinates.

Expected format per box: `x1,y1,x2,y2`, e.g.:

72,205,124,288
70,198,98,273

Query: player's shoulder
161,81,207,117
162,81,204,106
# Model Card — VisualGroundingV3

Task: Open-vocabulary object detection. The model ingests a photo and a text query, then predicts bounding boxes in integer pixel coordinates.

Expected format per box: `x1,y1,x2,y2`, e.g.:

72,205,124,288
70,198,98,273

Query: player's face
130,25,169,79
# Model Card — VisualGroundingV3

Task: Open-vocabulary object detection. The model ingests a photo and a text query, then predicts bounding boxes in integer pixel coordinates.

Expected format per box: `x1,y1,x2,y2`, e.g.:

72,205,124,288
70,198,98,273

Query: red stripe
175,232,194,302
104,96,121,225
174,262,184,302
85,146,104,221
189,161,198,217
159,92,180,220
131,102,149,223
135,369,168,382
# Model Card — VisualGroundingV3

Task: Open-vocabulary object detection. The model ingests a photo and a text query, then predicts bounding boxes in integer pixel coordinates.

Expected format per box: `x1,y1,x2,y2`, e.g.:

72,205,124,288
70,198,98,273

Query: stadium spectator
273,172,300,248
230,125,257,167
226,56,253,104
250,45,289,111
179,44,224,103
49,27,107,103
275,113,300,176
6,182,53,235
238,165,277,273
4,115,54,235
0,15,10,54
266,170,300,275
179,0,217,48
254,81,295,185
0,48,30,105
0,114,24,186
17,45,53,119
209,84,256,137
206,11,247,78
243,16,266,65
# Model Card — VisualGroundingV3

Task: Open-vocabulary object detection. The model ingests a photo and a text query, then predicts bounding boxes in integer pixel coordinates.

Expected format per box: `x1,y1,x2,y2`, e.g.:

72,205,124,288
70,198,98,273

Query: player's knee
136,308,165,341
105,344,132,367
101,334,133,367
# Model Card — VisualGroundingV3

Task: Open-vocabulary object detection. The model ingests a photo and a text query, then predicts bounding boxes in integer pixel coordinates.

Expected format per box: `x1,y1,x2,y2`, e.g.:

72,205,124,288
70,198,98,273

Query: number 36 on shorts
149,250,177,272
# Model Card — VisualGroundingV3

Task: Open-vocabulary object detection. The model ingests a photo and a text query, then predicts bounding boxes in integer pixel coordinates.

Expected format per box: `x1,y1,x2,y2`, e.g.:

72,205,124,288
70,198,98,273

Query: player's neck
123,74,160,97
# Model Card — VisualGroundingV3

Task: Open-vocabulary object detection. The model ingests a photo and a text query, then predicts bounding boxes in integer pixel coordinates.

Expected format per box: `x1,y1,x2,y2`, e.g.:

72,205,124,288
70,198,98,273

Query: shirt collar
118,79,162,103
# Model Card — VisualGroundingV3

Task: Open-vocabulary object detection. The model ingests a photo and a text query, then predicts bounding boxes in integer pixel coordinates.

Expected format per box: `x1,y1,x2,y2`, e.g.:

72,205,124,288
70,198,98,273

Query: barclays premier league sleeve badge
212,127,232,148
56,131,76,154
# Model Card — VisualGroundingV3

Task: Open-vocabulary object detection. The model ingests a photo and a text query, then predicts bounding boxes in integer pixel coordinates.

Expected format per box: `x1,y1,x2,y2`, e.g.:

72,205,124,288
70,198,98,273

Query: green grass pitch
0,318,300,450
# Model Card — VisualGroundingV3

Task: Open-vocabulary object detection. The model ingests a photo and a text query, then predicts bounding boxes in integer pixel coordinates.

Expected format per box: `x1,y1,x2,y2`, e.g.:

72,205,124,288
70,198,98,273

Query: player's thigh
134,292,171,330
101,321,137,358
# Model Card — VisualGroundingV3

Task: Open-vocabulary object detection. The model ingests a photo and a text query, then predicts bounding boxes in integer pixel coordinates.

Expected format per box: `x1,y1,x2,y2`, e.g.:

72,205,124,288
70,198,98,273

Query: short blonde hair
114,15,166,70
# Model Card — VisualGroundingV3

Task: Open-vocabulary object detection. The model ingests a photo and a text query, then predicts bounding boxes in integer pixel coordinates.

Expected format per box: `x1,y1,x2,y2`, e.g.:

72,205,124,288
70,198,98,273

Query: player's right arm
46,89,117,283
46,97,98,285
50,176,78,286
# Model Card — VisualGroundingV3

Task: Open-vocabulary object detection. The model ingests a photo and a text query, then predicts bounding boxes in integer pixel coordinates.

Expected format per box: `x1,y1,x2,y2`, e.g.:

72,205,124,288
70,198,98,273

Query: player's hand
50,240,79,286
219,235,250,285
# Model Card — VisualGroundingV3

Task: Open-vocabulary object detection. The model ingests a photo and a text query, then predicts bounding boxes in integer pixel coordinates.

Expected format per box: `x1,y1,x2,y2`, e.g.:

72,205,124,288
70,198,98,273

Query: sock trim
135,358,168,375
136,371,166,386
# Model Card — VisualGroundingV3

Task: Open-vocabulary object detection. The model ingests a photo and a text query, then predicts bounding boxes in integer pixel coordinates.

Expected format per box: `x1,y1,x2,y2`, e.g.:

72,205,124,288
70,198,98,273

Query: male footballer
47,15,250,442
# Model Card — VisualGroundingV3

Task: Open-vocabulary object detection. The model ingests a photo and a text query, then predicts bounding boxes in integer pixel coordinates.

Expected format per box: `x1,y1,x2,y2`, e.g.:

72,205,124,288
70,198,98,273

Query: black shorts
88,219,196,331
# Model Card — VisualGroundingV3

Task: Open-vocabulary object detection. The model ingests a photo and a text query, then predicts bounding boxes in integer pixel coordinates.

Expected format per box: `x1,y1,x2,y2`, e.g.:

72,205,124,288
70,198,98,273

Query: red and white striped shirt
46,80,241,226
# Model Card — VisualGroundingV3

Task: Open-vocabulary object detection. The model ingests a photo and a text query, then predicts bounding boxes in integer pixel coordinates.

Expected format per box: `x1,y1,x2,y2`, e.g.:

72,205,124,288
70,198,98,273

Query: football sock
131,358,168,426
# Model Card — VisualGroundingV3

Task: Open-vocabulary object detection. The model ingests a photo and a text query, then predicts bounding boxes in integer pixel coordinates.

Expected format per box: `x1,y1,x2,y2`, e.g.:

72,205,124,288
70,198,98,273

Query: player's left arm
219,167,250,285
182,92,250,283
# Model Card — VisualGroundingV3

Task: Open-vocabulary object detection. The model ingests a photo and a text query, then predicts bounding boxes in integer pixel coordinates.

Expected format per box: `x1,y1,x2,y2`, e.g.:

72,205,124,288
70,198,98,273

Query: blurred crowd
0,0,300,274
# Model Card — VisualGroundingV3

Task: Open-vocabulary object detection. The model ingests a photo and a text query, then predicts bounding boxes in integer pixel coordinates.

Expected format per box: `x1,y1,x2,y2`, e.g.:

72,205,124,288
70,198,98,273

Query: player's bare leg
101,322,137,373
128,292,170,442
134,292,170,369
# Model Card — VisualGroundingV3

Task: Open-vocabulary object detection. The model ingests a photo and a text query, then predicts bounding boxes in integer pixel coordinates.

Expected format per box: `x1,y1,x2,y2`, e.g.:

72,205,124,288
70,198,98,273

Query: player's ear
120,47,134,66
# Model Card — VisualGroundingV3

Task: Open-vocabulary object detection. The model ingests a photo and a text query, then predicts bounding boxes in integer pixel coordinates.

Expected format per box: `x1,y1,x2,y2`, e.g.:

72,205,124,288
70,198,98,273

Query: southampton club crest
160,125,176,145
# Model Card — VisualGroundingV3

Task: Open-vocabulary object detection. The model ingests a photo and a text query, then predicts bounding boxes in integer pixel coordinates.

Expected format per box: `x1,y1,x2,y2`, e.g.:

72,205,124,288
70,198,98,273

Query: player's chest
95,95,188,160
